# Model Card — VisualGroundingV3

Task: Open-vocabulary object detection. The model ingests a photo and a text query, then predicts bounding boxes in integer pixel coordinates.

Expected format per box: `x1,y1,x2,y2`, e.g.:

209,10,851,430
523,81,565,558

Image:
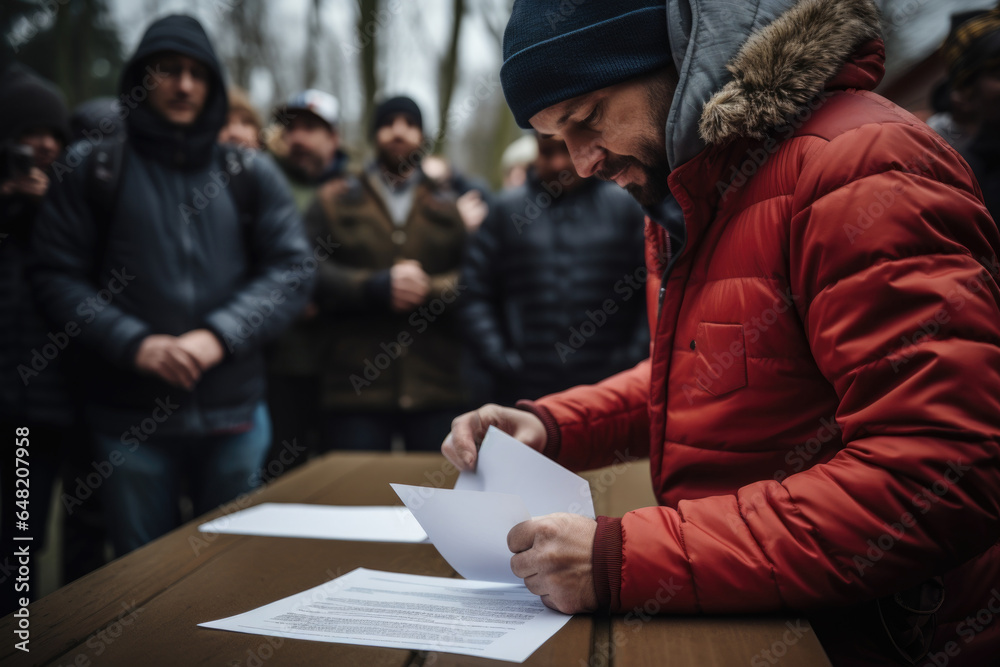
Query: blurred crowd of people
0,13,650,610
3,3,1000,613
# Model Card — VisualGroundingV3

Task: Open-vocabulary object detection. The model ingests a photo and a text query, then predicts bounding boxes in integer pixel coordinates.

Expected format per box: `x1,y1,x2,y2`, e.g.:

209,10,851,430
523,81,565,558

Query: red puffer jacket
522,6,1000,667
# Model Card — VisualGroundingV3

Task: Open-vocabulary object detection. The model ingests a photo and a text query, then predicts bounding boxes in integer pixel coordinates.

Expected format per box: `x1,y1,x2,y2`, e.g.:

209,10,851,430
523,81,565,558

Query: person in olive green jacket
265,89,348,472
306,96,468,451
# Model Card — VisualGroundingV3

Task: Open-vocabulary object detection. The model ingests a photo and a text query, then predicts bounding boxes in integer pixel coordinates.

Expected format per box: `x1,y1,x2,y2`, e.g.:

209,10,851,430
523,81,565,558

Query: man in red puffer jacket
442,0,1000,664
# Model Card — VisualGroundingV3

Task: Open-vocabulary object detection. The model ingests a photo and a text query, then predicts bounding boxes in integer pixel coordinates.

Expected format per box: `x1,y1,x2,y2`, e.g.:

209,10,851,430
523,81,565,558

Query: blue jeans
92,402,271,556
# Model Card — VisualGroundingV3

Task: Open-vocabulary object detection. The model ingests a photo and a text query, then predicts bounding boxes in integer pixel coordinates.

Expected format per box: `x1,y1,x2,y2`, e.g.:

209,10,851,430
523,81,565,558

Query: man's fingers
510,550,539,580
166,346,201,387
449,411,486,469
441,432,476,471
521,572,545,595
507,519,536,554
155,362,191,390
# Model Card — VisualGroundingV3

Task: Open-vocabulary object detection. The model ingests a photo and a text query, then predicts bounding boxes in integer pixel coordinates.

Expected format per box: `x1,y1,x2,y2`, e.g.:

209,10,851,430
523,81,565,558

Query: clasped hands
134,329,224,390
443,404,599,614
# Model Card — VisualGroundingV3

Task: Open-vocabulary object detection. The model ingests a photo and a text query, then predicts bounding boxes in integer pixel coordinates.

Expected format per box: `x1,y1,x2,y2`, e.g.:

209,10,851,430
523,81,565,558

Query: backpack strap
219,143,260,269
84,134,127,282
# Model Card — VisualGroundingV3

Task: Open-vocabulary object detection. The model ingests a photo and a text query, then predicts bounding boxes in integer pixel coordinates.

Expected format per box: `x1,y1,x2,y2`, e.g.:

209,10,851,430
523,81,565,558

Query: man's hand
134,335,202,390
390,259,430,312
0,168,49,199
456,190,488,232
508,513,598,614
177,329,225,373
442,404,547,471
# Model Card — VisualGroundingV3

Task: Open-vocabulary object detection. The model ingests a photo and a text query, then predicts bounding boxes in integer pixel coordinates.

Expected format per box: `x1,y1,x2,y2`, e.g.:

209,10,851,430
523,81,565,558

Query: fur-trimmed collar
699,0,881,145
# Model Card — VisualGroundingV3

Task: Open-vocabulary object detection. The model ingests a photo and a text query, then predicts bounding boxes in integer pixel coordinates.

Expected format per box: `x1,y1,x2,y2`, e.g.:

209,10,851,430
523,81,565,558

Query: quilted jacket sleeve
30,152,152,369
603,122,1000,614
202,152,314,356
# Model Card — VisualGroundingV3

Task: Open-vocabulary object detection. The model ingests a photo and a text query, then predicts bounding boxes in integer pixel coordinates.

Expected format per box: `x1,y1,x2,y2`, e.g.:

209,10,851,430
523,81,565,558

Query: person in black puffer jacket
460,134,653,406
0,63,73,615
30,15,312,556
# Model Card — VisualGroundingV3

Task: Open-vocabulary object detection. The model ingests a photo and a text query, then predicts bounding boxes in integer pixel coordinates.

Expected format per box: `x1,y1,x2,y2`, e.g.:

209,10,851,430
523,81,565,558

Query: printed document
199,567,573,663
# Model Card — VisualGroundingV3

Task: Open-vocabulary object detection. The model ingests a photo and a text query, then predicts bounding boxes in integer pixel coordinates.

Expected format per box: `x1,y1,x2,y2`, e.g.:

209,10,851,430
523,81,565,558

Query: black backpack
83,137,260,279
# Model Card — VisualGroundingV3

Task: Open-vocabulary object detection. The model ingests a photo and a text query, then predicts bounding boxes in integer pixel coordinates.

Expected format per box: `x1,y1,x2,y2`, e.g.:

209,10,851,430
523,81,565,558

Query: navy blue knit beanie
372,96,423,137
501,0,671,128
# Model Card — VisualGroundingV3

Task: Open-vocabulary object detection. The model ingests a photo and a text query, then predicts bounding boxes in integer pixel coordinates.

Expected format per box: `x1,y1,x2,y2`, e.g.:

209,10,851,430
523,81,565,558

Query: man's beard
377,141,420,177
594,141,671,207
595,78,673,207
287,147,323,180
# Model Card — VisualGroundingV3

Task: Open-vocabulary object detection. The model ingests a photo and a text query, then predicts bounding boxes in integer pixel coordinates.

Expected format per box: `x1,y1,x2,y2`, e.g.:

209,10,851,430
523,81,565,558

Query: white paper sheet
199,567,572,663
197,503,428,543
454,426,596,518
391,484,530,585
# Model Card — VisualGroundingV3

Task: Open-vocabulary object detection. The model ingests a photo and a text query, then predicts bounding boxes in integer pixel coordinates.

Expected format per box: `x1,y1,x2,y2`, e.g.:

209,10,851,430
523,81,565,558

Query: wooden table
1,452,831,666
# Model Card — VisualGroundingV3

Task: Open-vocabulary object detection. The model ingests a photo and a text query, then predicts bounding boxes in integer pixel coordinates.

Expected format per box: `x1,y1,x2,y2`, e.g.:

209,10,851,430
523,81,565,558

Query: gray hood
666,0,881,168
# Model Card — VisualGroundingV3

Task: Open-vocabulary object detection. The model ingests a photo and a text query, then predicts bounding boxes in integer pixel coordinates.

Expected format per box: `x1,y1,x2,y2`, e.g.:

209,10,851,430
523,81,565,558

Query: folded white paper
455,426,596,518
391,426,595,585
390,485,529,585
197,503,428,543
199,567,572,663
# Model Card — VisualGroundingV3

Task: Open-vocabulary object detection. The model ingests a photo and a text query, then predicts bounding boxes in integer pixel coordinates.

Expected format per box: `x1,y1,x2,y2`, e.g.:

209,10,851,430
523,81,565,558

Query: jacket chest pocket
694,322,748,396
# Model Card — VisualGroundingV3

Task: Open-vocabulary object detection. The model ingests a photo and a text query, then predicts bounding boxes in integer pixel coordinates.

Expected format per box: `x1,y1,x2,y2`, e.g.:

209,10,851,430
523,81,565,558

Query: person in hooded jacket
0,63,72,615
30,14,312,556
442,1,1000,664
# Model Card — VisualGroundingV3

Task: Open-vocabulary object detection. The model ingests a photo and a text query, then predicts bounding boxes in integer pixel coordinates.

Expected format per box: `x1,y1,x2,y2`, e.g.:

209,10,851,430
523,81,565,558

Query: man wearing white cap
272,89,348,211
265,88,351,476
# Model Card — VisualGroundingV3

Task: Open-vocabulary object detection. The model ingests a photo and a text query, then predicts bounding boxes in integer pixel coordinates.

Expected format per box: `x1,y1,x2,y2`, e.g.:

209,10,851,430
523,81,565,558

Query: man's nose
564,135,603,178
177,70,195,94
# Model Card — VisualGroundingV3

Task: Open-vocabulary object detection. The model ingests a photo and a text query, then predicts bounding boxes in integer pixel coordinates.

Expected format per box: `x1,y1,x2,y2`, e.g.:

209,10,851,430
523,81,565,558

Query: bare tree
433,0,466,154
304,0,323,88
221,0,270,91
356,0,380,134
